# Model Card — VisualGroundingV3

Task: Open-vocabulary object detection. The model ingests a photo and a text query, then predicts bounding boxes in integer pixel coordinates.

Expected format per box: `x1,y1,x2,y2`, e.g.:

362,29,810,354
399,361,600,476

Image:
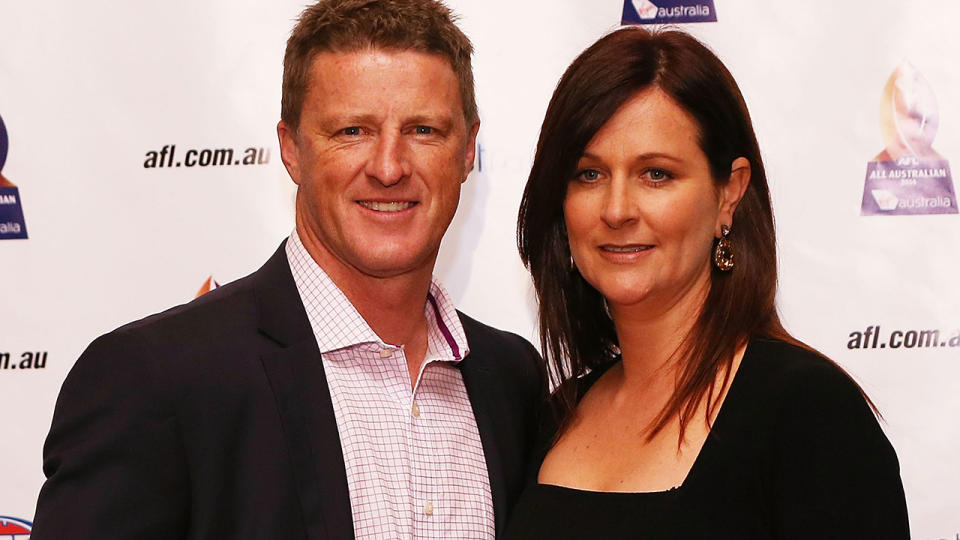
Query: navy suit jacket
32,243,546,539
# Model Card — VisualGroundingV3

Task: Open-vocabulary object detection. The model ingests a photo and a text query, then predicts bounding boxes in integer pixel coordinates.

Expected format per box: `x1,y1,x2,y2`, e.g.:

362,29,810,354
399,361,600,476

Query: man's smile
357,200,418,212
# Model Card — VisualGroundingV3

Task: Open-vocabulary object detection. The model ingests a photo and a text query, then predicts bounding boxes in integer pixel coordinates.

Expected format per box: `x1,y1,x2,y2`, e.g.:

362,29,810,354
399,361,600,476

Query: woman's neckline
533,480,682,497
535,337,757,496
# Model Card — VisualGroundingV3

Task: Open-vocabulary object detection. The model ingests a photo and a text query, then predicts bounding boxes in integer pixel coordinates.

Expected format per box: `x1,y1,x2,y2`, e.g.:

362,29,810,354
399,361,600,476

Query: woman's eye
646,168,672,182
576,169,601,182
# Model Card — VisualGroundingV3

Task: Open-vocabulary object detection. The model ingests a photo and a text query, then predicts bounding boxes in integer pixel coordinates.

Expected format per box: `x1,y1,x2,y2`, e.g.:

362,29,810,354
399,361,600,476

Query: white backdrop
1,1,958,537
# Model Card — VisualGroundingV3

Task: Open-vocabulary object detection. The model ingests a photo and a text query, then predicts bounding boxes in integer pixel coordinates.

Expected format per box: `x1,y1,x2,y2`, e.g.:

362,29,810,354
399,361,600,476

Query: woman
506,28,909,538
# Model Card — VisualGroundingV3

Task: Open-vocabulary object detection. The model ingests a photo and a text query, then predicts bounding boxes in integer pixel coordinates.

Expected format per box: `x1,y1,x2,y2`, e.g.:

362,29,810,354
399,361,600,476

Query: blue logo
0,112,29,240
621,0,717,25
0,515,32,537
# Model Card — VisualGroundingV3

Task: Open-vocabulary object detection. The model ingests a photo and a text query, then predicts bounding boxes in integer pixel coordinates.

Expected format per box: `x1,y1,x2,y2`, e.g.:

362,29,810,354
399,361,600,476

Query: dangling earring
713,224,734,271
569,253,577,272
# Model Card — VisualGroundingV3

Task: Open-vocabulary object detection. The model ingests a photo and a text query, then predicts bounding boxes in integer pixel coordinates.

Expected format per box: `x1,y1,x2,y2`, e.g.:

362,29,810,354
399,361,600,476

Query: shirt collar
285,230,470,362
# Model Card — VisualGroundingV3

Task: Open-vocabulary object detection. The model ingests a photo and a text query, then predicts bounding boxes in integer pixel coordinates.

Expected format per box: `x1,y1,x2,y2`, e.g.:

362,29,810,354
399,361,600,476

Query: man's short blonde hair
281,0,477,131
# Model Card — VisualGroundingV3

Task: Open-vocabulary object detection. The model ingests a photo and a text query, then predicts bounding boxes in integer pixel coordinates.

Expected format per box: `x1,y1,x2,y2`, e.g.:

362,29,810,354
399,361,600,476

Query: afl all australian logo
0,515,32,537
622,0,717,25
0,112,29,239
861,62,958,216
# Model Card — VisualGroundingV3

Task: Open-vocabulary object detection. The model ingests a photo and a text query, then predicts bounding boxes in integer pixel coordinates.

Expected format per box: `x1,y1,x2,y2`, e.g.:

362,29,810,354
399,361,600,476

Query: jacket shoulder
458,312,542,372
458,311,535,352
112,269,259,344
457,310,545,389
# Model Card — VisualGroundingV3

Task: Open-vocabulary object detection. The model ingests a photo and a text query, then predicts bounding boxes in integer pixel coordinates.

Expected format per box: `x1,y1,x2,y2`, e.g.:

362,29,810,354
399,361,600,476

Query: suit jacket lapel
459,334,509,536
254,243,354,540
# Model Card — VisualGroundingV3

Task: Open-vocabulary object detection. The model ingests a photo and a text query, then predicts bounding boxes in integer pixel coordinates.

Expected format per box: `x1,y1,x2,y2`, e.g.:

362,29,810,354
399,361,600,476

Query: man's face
279,49,478,283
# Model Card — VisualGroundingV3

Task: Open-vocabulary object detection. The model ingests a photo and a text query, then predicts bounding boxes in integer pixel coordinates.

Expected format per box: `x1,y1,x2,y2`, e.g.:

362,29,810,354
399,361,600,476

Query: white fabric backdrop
1,1,957,537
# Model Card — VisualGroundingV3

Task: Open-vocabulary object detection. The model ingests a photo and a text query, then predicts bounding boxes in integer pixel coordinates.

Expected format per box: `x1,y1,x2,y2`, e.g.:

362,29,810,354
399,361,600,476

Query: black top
502,338,910,539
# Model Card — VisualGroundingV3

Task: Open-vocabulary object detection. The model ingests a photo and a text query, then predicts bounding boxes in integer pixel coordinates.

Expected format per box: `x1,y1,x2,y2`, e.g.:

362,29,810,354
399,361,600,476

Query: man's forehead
308,47,455,77
303,48,465,120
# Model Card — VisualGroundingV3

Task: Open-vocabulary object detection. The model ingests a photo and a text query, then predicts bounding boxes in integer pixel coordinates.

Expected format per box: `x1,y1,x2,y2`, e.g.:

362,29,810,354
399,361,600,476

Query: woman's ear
717,157,751,235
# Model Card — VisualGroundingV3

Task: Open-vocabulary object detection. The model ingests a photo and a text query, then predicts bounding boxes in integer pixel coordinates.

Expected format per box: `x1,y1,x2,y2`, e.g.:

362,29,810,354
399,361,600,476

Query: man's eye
416,126,433,135
341,127,361,136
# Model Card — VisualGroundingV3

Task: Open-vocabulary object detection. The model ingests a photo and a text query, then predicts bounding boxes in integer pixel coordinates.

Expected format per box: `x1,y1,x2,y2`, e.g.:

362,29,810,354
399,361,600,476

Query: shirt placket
371,343,416,539
410,359,440,539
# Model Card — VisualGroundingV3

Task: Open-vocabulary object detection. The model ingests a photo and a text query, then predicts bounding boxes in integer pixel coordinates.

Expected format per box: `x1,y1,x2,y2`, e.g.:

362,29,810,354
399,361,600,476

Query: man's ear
461,120,481,181
277,121,302,185
717,156,751,235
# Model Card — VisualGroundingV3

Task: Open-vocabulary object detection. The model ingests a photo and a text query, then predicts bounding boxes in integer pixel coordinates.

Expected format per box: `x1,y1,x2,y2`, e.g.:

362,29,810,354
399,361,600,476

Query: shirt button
411,402,421,417
424,501,434,515
380,348,393,358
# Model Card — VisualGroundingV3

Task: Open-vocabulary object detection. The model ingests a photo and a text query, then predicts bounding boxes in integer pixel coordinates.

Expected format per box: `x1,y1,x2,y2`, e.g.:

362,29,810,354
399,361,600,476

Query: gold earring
713,224,734,271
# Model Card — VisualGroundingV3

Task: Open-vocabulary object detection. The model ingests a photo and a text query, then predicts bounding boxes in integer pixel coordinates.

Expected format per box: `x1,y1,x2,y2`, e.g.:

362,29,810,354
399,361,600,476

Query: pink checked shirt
285,231,495,540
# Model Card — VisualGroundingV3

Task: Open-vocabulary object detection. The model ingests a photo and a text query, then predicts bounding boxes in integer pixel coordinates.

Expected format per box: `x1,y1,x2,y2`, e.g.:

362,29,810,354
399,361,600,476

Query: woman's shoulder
740,337,866,405
732,340,907,535
577,360,618,395
536,360,617,447
732,337,885,445
547,358,618,405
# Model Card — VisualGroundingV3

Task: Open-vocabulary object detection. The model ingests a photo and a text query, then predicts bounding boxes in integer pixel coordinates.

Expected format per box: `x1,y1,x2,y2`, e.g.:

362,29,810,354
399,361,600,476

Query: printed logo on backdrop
0,515,32,537
196,275,220,298
1,350,48,371
0,112,29,239
144,144,270,169
622,0,717,25
846,324,960,351
861,61,958,216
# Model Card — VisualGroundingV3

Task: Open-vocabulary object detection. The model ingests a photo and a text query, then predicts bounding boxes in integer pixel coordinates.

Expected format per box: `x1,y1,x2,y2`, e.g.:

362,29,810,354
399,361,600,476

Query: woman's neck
608,273,710,393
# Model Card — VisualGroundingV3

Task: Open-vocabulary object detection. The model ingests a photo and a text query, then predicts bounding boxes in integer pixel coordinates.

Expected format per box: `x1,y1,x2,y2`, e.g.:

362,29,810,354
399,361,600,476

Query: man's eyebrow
406,114,454,128
321,113,380,126
318,113,455,129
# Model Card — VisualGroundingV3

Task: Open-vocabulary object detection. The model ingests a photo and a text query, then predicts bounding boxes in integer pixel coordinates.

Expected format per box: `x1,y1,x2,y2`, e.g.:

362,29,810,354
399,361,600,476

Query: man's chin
344,250,439,281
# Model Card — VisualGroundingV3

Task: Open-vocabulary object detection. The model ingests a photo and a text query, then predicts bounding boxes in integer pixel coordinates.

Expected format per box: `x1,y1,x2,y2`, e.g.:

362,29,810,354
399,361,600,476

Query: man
31,1,545,538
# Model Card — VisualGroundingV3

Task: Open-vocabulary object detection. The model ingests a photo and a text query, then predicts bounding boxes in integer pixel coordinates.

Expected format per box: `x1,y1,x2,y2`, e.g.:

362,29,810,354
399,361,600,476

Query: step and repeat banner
2,1,958,537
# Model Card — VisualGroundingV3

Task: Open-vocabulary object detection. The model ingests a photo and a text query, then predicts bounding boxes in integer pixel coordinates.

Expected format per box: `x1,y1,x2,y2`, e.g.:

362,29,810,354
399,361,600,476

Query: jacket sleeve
31,330,190,539
772,361,910,539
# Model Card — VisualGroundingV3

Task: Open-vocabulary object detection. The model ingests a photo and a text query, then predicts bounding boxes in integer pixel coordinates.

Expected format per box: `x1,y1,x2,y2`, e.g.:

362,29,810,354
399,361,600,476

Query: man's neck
295,226,433,349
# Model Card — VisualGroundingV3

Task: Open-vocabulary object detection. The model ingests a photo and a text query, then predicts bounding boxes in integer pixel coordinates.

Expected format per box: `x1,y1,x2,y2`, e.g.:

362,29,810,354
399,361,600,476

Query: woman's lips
600,244,653,253
596,244,654,262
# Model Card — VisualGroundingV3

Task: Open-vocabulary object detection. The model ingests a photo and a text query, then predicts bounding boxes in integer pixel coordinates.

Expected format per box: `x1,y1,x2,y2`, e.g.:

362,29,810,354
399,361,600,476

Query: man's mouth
357,201,417,212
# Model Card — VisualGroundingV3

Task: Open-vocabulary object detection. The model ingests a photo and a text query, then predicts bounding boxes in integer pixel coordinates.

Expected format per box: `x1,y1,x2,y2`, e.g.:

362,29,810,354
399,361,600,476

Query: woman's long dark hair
518,27,804,439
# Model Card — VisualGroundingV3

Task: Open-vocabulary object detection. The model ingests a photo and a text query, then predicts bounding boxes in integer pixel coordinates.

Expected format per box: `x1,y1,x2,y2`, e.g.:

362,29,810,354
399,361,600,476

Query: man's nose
365,133,408,186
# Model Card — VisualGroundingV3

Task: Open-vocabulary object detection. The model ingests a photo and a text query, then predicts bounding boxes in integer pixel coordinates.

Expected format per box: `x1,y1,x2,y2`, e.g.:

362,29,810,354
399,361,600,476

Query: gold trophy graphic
862,61,957,215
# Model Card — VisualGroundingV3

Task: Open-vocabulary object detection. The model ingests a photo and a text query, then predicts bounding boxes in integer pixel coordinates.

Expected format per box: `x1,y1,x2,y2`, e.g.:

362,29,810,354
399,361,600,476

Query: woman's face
563,87,746,315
